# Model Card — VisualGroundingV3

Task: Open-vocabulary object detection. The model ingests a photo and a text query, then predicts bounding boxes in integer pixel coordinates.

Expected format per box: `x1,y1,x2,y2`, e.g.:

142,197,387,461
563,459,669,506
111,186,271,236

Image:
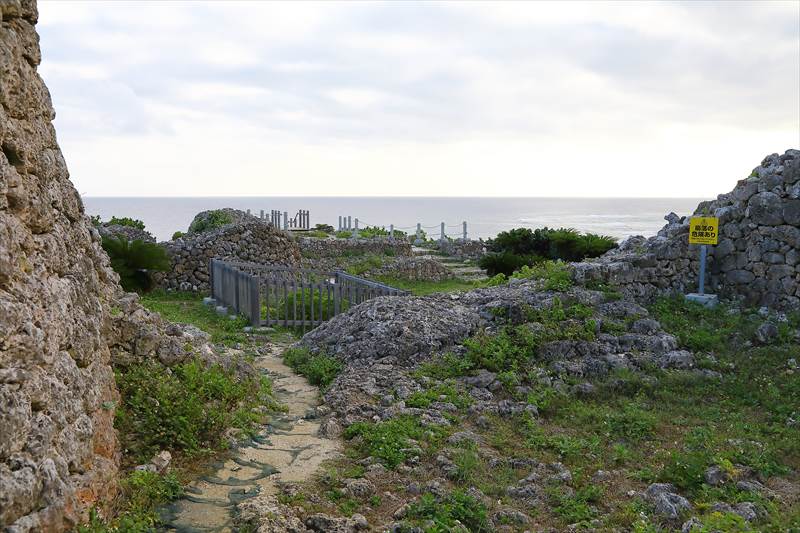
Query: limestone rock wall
156,220,301,291
575,149,800,309
0,2,121,530
366,257,454,282
298,236,413,260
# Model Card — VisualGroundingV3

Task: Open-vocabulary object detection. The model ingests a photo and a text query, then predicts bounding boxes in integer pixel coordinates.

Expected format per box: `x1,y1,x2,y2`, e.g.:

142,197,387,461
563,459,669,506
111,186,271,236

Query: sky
37,1,800,198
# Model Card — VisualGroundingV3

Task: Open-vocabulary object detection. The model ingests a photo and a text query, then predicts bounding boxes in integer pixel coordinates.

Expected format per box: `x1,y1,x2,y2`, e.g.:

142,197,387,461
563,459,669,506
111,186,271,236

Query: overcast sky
38,1,799,197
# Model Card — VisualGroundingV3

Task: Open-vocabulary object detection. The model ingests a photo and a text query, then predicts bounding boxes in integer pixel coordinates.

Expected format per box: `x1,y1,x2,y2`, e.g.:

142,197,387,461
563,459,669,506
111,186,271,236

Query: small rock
644,483,692,520
755,322,779,345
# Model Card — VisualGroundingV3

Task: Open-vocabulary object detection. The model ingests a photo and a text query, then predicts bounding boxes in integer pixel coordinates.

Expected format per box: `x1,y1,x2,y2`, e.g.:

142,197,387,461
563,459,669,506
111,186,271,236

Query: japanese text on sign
689,216,719,245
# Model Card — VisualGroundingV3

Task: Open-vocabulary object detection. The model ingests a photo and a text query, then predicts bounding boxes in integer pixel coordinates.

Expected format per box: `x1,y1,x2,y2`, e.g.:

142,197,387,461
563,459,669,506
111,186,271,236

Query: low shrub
101,236,170,292
346,254,384,275
283,347,342,388
313,223,335,234
78,470,182,532
115,358,274,462
335,230,352,239
108,216,146,230
344,416,445,469
480,227,616,276
404,489,491,532
188,209,233,234
171,231,185,240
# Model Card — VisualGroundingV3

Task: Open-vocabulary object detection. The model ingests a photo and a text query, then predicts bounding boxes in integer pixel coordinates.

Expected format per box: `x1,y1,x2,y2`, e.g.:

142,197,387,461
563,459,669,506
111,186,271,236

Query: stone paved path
161,342,340,532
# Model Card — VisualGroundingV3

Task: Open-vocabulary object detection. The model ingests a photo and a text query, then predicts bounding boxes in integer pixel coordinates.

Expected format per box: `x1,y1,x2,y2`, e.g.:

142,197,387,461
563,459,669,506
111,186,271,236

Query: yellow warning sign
689,216,719,245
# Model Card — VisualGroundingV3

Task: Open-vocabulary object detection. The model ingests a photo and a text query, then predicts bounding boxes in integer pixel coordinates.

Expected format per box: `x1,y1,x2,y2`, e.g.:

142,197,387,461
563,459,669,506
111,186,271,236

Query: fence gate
209,259,407,331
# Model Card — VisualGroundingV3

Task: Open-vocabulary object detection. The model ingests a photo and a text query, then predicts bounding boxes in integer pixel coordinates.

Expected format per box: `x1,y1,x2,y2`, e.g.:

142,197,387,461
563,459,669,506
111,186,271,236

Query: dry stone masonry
156,220,301,291
574,149,800,310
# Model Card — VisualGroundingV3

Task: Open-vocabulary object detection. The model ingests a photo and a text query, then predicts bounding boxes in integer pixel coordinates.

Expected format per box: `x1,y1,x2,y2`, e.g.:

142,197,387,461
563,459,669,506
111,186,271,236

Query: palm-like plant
101,236,170,292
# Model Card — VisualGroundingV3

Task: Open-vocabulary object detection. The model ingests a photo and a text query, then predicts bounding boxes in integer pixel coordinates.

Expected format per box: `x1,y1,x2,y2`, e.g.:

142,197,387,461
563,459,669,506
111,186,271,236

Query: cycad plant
101,236,170,292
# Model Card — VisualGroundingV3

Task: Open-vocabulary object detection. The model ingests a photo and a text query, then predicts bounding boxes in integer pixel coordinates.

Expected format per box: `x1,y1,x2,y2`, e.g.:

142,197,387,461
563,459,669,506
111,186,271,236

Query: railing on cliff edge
209,259,408,330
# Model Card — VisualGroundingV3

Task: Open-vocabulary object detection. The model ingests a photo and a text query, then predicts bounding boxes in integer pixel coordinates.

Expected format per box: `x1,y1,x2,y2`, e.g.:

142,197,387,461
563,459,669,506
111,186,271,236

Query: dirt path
161,341,340,532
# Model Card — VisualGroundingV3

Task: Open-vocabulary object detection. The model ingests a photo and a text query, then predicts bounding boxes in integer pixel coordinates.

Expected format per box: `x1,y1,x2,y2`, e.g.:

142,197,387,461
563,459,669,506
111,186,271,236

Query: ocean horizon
82,196,709,243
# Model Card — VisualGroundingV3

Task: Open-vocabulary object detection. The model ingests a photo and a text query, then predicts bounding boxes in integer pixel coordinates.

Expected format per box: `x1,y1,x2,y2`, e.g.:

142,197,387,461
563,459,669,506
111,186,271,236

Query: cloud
36,0,800,197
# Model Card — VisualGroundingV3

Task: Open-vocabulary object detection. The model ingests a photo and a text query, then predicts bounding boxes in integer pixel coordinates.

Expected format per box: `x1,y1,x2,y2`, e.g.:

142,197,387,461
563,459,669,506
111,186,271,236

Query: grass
343,415,447,469
115,358,277,463
140,290,249,345
403,295,799,530
78,471,183,533
283,347,343,389
372,276,490,295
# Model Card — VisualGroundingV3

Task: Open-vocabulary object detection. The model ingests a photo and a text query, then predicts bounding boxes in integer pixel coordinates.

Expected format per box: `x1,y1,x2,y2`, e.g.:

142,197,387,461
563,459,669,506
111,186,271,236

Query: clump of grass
405,381,472,409
78,471,183,532
403,489,491,532
283,347,342,388
115,358,275,462
343,416,446,468
188,209,233,234
346,254,384,275
372,276,490,296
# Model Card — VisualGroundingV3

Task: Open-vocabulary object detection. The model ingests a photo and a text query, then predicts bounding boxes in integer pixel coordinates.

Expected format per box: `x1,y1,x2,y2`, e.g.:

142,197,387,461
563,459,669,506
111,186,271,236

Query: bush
314,223,335,234
171,231,185,240
481,227,616,276
283,347,342,388
344,416,444,468
404,489,491,532
346,255,384,275
188,210,233,234
108,216,146,230
335,230,352,239
90,215,102,227
114,358,275,461
101,236,170,292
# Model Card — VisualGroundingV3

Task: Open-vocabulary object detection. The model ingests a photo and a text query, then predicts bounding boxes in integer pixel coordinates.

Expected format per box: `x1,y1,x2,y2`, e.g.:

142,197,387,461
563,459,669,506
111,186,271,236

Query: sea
82,197,707,243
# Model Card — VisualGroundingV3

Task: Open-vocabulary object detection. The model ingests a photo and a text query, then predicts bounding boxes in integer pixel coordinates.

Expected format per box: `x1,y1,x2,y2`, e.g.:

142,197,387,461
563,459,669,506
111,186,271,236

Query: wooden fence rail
209,259,407,330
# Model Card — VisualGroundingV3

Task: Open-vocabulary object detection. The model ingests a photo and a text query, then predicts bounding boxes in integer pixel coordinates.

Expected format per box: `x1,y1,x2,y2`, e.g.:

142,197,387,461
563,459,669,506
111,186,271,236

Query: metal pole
698,245,707,295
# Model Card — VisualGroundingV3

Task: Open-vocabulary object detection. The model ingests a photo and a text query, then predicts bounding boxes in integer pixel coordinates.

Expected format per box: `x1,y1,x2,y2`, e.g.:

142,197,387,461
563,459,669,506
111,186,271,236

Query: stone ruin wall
0,2,120,529
575,149,800,310
298,236,413,259
156,221,302,291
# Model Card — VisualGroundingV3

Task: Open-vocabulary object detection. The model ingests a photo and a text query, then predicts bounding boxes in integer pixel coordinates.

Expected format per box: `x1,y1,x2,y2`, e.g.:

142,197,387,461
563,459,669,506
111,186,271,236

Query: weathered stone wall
298,236,413,260
366,257,454,282
574,150,800,309
1,2,121,529
432,239,487,260
156,220,301,291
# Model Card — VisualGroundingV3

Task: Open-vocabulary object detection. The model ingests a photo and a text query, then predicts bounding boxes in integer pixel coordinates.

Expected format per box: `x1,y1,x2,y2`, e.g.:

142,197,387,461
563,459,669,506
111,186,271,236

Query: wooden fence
209,259,407,330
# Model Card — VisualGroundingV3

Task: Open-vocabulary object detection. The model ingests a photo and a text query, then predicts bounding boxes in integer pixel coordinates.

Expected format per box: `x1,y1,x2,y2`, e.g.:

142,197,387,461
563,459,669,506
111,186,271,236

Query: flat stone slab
685,293,719,307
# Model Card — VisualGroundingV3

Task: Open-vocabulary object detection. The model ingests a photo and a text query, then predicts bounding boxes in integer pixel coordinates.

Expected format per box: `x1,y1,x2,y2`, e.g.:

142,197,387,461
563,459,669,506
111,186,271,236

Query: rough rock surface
432,238,487,261
299,296,481,366
95,223,155,243
366,256,454,282
574,150,800,310
299,237,412,260
0,4,216,530
0,2,120,529
155,220,301,291
186,207,257,234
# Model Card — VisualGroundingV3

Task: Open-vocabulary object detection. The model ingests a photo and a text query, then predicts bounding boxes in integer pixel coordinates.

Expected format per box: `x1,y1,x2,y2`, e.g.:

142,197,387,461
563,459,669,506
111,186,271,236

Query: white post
260,209,264,220
338,216,342,231
440,222,445,243
389,224,394,242
347,216,352,231
463,221,467,241
246,208,251,216
353,218,359,239
415,223,423,245
283,211,288,230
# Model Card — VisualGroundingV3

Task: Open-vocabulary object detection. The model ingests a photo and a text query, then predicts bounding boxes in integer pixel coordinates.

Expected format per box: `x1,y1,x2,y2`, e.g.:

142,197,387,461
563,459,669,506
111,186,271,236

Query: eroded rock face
575,150,800,310
0,2,122,530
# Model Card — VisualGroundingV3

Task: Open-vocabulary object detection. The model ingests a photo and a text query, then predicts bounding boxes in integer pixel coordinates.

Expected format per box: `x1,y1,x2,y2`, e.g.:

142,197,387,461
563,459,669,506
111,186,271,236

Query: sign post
686,216,719,307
